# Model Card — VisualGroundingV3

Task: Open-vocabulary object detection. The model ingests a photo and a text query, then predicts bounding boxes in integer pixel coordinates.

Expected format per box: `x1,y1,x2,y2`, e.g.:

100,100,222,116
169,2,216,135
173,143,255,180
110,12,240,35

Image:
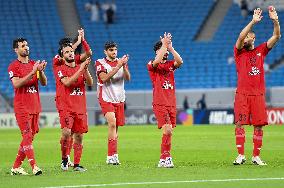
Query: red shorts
15,113,39,136
234,93,268,126
99,100,125,126
153,105,176,129
59,111,88,134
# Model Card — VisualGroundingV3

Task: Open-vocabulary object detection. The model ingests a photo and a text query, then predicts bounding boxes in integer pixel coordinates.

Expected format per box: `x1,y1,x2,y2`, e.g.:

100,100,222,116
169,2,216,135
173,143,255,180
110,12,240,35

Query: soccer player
233,7,281,165
95,41,130,165
53,29,92,169
8,38,47,175
56,42,93,172
147,33,183,168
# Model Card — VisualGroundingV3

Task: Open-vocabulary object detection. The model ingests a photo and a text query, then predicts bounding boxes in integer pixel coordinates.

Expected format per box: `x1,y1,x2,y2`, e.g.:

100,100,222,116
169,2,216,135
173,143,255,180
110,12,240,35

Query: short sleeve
95,61,107,77
53,55,64,69
8,63,20,80
56,66,67,81
234,46,242,58
147,60,155,72
258,42,271,56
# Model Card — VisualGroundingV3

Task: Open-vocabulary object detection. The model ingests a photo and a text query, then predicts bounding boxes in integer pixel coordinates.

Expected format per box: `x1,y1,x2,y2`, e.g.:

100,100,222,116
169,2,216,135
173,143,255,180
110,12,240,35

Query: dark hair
104,41,117,50
153,41,162,52
58,37,72,46
58,43,73,57
13,38,27,49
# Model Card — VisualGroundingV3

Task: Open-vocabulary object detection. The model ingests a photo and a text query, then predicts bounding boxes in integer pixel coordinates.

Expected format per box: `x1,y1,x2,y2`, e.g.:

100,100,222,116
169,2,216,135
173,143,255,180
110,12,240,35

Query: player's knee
164,124,173,135
108,119,116,129
62,128,71,139
22,131,33,145
74,133,83,144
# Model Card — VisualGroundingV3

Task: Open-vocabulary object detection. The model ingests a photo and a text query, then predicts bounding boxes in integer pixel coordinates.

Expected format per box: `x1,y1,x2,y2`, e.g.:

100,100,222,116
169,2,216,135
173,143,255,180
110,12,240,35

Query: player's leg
11,143,27,175
105,112,119,165
73,133,86,171
161,124,174,168
153,105,173,168
73,113,88,171
59,112,73,171
233,93,249,165
67,133,74,167
251,95,267,165
13,114,42,175
111,102,125,165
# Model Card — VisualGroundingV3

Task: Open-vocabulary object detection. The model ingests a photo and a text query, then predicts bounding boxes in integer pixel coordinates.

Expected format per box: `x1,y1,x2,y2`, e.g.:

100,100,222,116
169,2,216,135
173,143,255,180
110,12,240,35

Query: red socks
13,145,26,168
73,143,83,165
160,134,172,159
253,129,263,157
235,127,245,155
60,138,70,159
67,137,73,156
21,133,36,168
108,138,117,156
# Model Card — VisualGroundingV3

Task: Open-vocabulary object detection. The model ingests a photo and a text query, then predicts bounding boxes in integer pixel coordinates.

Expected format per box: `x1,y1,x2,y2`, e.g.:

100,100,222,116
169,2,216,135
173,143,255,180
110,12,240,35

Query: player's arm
11,62,39,88
60,60,90,87
236,8,263,50
168,40,183,68
98,55,128,83
37,60,47,86
83,58,93,86
267,6,281,49
152,33,170,68
123,64,131,81
78,29,93,62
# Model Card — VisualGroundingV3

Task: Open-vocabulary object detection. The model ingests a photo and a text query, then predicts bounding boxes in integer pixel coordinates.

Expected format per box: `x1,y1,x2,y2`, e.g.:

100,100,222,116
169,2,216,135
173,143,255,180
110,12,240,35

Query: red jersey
8,60,41,114
53,54,81,111
234,43,270,95
147,60,177,107
56,64,87,114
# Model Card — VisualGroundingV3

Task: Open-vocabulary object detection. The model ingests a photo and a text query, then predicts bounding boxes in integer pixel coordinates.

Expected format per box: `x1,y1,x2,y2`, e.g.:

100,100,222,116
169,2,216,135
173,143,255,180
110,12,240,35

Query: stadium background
0,0,284,127
0,0,284,187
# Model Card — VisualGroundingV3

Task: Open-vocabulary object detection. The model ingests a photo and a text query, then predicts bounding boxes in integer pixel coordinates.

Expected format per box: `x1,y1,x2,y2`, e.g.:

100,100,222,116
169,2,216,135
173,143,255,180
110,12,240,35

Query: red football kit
56,64,88,134
8,59,41,134
53,54,81,111
234,43,270,126
95,58,125,126
147,60,177,129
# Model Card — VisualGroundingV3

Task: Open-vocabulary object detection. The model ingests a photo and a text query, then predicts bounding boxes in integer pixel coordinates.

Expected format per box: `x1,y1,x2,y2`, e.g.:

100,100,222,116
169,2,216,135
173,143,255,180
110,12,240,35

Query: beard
243,42,252,50
20,50,29,57
65,58,74,63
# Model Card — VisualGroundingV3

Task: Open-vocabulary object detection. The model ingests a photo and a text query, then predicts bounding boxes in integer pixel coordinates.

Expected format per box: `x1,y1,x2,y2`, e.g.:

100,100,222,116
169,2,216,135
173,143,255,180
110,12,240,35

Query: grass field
1,125,284,188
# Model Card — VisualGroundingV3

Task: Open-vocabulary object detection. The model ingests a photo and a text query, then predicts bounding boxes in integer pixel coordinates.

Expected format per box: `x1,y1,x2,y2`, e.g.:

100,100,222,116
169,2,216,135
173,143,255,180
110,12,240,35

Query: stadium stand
0,0,64,97
0,0,283,98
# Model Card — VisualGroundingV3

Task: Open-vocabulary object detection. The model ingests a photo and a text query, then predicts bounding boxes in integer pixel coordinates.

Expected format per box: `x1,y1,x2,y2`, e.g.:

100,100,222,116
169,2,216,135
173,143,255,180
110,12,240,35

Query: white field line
42,177,284,188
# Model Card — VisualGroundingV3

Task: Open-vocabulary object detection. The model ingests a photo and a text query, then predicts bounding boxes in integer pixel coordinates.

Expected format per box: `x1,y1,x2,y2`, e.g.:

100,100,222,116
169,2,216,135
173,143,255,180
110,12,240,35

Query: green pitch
1,125,284,188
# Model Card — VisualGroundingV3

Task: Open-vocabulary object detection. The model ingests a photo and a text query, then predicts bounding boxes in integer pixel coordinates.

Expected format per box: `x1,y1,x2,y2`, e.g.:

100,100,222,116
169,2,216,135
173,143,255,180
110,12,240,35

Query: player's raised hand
118,55,129,67
252,8,263,24
37,60,47,71
80,57,91,71
268,6,278,21
78,28,85,41
32,62,40,73
160,32,171,48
